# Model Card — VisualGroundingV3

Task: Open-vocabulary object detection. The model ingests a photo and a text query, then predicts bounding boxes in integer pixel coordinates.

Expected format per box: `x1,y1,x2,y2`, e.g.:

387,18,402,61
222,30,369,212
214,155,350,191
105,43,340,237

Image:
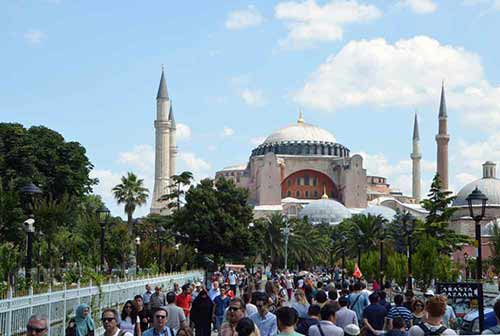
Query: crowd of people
24,269,500,336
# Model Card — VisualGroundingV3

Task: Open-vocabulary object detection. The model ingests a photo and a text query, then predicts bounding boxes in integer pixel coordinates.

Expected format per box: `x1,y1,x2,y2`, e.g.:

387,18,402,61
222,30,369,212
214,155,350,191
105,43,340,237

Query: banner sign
435,282,483,299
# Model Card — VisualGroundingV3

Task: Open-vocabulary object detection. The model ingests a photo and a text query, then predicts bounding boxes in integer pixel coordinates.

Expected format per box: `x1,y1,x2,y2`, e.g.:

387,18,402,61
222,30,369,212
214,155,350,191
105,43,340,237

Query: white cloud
462,0,500,8
296,36,500,131
226,5,264,30
398,0,437,14
207,145,217,152
222,127,235,137
178,152,212,180
117,145,154,174
250,136,267,146
24,30,46,45
90,169,122,204
176,123,192,140
241,89,265,106
274,0,381,48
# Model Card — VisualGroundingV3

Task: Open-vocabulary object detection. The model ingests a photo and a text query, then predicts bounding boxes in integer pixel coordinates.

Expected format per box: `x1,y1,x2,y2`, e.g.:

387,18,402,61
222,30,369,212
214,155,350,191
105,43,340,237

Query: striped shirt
387,306,413,328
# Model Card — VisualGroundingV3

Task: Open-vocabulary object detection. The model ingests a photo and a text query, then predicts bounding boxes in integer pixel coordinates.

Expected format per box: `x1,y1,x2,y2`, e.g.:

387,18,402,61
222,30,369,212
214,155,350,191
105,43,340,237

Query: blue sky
3,0,500,217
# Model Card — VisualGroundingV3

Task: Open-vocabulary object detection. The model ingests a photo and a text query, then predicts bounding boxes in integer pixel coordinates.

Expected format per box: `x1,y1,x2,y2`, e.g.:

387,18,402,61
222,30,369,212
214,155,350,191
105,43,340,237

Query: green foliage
0,179,24,245
112,172,149,234
386,253,407,286
0,242,21,284
489,224,500,272
160,171,194,211
359,250,380,281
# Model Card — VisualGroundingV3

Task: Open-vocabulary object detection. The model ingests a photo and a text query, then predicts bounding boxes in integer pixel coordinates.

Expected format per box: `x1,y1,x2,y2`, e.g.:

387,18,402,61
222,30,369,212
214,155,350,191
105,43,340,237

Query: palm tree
112,172,149,234
346,214,386,267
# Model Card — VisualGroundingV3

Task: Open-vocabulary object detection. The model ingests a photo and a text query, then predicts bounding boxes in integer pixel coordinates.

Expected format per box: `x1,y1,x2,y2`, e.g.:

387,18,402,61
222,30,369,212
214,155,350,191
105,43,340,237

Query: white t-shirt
229,274,237,285
245,303,258,317
408,323,457,336
442,305,456,328
119,316,139,335
111,328,133,336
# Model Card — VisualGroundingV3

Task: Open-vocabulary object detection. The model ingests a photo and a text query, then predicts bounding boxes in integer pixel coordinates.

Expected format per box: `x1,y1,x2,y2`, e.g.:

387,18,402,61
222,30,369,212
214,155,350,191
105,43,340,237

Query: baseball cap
344,324,360,336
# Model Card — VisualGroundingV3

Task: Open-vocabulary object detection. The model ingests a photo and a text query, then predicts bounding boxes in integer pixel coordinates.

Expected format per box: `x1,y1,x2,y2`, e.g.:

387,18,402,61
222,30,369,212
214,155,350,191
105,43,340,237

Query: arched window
296,190,300,198
287,191,291,197
305,190,309,198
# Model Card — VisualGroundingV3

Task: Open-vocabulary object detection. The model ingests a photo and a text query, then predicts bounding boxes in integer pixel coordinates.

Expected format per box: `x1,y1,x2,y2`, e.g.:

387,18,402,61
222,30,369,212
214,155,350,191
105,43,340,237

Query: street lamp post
156,226,166,272
20,182,42,284
175,243,181,271
402,213,416,291
135,237,141,274
463,252,469,281
466,186,488,333
96,205,110,273
281,220,291,271
339,234,347,283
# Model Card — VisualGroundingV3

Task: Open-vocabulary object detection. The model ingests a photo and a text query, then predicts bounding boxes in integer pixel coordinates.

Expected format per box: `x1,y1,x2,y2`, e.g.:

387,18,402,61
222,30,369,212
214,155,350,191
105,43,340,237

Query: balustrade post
6,287,13,336
63,283,67,336
47,285,52,336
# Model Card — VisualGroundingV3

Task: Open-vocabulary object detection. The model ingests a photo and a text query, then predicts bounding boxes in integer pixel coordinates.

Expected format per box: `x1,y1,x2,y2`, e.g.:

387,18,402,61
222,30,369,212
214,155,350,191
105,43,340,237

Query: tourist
292,289,310,319
209,281,221,301
151,286,167,312
372,280,380,292
190,289,214,336
308,303,344,336
165,291,187,331
411,300,425,326
27,314,48,336
408,296,456,336
386,294,412,330
176,285,192,323
276,306,301,336
441,296,456,329
378,291,391,312
144,284,153,312
134,294,151,332
243,293,258,317
483,300,500,334
120,300,141,336
174,283,182,295
66,303,95,336
343,324,360,336
385,317,407,336
348,282,369,325
249,292,277,336
143,306,174,336
236,318,261,336
177,325,194,336
314,290,329,308
102,308,133,336
220,297,247,336
296,304,321,335
265,281,279,313
362,293,386,336
286,276,294,301
328,289,338,304
403,291,415,312
229,271,238,294
214,287,231,331
335,296,358,329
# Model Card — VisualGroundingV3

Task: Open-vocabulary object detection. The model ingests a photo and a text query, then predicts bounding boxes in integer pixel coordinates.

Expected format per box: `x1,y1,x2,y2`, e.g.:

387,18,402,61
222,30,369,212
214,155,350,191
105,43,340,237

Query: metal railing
0,270,204,336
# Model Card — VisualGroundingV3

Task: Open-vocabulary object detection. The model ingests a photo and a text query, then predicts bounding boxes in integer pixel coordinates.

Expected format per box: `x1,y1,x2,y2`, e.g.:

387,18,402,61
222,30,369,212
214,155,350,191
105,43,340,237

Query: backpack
417,322,447,336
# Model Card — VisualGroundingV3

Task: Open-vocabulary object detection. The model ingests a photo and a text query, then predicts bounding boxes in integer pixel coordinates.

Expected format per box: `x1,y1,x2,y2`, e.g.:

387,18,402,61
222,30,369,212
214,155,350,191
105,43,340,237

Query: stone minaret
168,104,177,179
411,112,422,202
435,82,450,191
151,68,175,214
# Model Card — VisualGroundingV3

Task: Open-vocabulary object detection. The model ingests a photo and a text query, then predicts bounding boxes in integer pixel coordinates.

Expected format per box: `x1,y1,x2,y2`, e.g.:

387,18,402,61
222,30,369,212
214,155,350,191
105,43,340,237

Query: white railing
0,271,204,336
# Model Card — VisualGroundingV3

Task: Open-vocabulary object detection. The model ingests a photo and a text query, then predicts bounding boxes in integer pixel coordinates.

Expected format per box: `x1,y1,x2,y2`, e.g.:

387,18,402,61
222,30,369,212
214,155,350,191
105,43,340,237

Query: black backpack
417,322,447,336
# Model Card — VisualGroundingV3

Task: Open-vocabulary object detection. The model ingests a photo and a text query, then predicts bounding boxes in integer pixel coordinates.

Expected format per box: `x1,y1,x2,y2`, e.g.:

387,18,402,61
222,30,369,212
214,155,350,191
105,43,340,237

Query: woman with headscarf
190,289,214,336
66,303,95,336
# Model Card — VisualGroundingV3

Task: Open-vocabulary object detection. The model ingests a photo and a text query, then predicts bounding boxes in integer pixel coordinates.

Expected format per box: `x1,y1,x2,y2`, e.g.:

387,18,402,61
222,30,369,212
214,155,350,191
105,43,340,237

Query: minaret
151,68,172,214
435,82,450,191
168,104,177,179
411,112,422,202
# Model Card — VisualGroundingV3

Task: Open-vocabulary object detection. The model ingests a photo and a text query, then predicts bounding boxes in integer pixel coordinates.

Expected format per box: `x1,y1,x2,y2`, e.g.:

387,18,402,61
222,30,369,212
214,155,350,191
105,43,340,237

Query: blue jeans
214,315,224,331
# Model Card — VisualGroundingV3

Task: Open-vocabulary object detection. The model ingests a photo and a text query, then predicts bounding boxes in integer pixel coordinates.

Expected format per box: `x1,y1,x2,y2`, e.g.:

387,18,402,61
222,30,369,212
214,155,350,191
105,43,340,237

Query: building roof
453,177,500,207
299,198,351,225
439,81,447,118
168,104,175,127
262,116,336,145
413,113,420,141
219,163,247,171
361,205,397,221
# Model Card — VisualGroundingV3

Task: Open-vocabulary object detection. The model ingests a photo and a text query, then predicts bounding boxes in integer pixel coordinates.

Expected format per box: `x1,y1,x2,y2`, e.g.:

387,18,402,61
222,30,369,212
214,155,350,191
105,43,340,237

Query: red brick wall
281,169,338,200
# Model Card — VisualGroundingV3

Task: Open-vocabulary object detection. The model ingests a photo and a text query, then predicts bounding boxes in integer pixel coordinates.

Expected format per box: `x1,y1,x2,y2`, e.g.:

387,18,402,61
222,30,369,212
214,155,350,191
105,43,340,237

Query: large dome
361,205,397,221
299,198,351,225
263,122,336,145
453,178,500,206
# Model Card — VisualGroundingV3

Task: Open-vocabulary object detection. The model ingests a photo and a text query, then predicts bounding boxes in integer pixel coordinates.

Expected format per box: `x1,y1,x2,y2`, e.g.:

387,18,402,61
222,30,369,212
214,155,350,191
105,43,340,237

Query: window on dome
304,175,310,185
287,179,291,187
314,190,319,198
313,177,317,186
296,177,301,186
296,191,300,198
305,191,310,198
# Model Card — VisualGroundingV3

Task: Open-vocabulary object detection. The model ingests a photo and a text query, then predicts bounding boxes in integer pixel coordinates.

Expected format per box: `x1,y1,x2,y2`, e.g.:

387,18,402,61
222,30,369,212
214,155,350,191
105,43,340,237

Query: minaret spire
411,112,422,202
436,81,450,191
297,109,304,124
156,67,169,100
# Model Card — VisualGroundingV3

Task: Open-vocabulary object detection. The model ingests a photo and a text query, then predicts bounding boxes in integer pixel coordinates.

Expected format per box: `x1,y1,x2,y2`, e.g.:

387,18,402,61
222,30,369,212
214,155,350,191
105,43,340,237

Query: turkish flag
353,263,363,279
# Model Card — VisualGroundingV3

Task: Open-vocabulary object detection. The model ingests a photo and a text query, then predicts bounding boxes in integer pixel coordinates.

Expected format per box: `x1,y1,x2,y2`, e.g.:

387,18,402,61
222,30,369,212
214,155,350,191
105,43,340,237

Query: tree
0,242,20,285
172,177,254,263
159,171,194,211
489,223,500,272
112,172,149,234
344,214,386,265
0,178,24,245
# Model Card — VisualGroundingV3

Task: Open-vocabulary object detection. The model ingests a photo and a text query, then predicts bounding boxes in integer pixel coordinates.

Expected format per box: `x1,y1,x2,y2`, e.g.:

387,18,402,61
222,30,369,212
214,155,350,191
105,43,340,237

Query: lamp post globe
20,182,42,284
466,186,488,333
156,226,167,272
95,205,110,273
135,236,141,274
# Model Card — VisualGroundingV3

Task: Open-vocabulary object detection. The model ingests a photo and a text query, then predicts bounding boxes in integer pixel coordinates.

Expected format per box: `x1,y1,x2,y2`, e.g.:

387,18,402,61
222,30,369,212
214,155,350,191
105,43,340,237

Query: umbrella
298,270,310,276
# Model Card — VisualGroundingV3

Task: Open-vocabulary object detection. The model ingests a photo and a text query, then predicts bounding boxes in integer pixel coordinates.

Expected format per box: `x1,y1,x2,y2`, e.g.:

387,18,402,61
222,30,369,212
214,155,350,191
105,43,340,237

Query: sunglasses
228,307,241,312
101,317,115,323
27,325,46,333
155,315,167,319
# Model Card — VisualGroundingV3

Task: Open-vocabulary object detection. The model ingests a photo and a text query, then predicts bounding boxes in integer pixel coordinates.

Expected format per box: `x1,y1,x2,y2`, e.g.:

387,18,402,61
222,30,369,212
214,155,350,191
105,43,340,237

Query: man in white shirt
309,303,344,336
408,296,456,336
209,281,221,301
336,297,358,329
164,292,186,331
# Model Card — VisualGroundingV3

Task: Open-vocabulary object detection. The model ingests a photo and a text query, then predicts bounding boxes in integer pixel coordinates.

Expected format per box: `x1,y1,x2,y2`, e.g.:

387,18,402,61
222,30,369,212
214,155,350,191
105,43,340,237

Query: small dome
453,178,500,206
361,205,397,221
263,122,336,145
299,198,351,225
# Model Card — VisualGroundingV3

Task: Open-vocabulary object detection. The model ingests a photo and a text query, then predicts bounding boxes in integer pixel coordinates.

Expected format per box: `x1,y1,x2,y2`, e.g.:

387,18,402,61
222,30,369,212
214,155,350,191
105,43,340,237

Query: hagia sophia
150,70,500,260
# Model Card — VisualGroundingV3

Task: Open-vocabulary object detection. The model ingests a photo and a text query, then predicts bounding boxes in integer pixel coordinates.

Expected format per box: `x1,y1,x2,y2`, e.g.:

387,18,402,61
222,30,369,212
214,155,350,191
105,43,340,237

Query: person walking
151,286,167,312
408,296,456,335
101,309,133,336
362,293,386,336
348,283,368,325
411,300,425,326
120,300,141,336
213,287,231,331
335,297,358,329
308,303,344,336
165,291,187,331
209,281,221,301
483,300,500,334
27,315,48,336
176,285,192,324
236,318,261,336
386,294,412,331
191,289,214,336
134,294,151,332
243,293,258,317
249,292,277,336
276,306,302,336
219,297,247,336
296,304,321,335
292,289,310,319
144,284,153,312
143,306,175,336
66,303,95,336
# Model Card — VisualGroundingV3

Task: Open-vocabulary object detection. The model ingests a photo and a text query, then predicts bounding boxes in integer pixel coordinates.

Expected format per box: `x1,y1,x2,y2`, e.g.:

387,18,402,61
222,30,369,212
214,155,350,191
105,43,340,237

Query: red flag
353,263,363,279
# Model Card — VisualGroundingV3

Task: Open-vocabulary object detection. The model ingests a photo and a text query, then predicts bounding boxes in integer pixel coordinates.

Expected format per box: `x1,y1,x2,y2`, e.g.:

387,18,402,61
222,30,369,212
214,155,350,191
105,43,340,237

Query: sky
3,0,500,218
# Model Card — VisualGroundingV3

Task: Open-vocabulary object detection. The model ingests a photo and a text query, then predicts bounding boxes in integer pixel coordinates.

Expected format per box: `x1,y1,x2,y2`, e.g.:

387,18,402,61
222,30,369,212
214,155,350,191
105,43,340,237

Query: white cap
344,324,360,336
424,289,435,297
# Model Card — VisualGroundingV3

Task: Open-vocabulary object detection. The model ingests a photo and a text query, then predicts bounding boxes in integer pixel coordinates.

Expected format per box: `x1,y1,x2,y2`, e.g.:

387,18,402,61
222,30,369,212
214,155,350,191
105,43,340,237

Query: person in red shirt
176,284,193,321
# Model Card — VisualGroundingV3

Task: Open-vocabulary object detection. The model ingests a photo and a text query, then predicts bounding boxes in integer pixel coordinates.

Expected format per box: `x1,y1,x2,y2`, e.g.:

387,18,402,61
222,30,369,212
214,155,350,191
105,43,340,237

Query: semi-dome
299,197,351,225
454,161,500,207
361,205,397,221
263,121,336,145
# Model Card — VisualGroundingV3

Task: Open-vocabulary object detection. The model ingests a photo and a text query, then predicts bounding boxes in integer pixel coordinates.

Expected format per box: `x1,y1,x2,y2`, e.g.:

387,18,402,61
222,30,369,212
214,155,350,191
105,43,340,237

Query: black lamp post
340,234,347,283
463,252,469,281
402,213,416,291
135,236,141,274
466,186,488,333
96,205,110,273
156,226,166,272
20,182,42,284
